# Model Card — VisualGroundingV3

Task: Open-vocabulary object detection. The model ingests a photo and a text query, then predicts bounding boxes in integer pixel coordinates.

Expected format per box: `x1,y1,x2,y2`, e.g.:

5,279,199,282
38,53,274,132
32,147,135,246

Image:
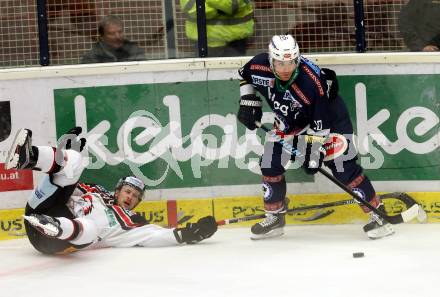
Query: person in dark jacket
398,0,440,51
81,15,145,63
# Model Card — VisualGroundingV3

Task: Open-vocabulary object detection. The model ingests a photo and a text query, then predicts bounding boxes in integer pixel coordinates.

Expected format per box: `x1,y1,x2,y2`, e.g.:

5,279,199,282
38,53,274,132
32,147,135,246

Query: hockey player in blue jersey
237,34,393,240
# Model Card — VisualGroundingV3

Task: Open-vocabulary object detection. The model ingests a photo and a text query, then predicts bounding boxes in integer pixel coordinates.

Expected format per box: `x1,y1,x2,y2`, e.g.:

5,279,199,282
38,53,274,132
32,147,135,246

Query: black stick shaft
217,198,356,225
257,123,391,222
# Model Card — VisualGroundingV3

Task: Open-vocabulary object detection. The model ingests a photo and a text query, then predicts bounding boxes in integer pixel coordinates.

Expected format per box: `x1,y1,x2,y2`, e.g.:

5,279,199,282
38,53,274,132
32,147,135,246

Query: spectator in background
81,15,146,63
180,0,254,57
398,0,440,51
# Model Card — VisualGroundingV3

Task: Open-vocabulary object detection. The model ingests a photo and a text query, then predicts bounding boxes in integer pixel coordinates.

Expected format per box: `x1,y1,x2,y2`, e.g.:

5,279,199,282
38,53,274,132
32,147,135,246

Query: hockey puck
352,252,364,258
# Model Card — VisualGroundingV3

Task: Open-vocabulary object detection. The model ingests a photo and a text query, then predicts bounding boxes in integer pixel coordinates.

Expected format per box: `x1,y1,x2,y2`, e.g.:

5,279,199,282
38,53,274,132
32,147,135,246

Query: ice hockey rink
0,224,438,297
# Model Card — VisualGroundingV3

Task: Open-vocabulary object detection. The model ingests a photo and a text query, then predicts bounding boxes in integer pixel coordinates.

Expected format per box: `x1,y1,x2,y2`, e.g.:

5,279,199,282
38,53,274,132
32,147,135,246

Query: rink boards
0,53,439,241
1,191,439,241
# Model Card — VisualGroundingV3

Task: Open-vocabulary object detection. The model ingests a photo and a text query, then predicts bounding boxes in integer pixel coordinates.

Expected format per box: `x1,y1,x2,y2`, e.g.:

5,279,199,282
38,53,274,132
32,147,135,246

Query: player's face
102,23,124,49
115,185,142,210
273,59,297,81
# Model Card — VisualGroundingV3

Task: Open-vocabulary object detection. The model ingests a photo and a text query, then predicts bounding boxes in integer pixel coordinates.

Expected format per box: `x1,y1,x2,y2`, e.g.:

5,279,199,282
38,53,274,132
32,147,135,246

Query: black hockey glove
295,134,327,175
173,216,218,244
237,95,262,130
62,127,86,152
321,68,339,101
54,127,86,171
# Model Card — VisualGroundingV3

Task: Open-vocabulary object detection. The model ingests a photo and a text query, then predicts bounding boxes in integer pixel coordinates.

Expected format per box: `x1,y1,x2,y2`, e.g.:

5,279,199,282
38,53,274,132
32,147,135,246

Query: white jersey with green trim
67,189,179,248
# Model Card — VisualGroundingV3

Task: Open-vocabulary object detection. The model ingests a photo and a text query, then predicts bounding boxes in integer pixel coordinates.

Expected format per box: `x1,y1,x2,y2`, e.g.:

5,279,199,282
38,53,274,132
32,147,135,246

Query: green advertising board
54,75,439,190
341,75,439,180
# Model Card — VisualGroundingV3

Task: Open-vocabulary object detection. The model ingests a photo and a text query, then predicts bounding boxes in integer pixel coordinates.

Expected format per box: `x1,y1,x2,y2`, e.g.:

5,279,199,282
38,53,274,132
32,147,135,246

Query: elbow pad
321,68,339,101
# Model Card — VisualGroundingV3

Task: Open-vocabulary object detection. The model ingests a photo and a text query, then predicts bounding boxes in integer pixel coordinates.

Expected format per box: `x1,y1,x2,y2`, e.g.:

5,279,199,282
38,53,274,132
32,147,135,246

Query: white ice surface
0,224,439,297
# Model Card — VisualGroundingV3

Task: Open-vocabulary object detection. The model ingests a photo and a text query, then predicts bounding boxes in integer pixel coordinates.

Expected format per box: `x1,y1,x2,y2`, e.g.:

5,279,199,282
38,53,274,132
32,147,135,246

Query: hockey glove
296,134,327,175
174,216,218,244
237,95,262,130
63,127,86,152
321,68,339,101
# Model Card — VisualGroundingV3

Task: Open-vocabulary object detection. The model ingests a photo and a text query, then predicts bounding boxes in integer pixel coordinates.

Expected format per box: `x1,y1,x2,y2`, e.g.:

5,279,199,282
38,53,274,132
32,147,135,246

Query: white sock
35,146,56,173
56,217,75,240
68,218,98,246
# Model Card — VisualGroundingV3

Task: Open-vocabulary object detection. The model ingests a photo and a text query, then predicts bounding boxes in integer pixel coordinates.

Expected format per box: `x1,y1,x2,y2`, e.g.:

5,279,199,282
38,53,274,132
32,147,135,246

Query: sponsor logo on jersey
251,75,274,87
301,57,320,75
273,101,290,117
292,83,311,105
323,133,349,161
282,90,294,102
81,194,95,215
104,208,118,227
302,65,325,96
283,90,303,110
250,64,272,72
34,189,44,199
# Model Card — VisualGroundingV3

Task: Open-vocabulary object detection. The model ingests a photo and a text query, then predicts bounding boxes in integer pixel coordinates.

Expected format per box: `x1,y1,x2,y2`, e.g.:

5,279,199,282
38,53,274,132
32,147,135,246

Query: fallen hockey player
5,127,217,255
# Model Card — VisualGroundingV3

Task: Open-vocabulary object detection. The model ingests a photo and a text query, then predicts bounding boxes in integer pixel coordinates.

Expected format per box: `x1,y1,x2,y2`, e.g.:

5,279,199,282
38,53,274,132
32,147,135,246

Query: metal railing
0,0,409,68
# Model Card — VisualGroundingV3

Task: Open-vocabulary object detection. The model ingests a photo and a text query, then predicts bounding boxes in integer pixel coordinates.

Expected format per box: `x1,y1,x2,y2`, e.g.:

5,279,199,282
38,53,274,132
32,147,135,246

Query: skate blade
250,228,284,240
5,129,28,170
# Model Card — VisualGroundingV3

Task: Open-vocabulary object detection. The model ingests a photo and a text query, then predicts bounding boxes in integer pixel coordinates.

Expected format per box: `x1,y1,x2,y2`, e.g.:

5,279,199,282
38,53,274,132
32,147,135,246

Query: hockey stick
255,122,423,225
216,192,422,226
217,198,357,225
294,209,334,221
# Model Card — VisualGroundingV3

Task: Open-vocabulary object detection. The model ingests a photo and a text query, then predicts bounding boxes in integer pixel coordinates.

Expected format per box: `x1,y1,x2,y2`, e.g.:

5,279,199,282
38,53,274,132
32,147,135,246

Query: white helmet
268,35,300,65
115,176,146,196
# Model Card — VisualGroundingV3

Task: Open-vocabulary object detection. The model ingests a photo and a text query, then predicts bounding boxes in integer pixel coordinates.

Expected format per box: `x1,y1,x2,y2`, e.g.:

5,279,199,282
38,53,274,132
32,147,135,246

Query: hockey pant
25,149,92,255
259,96,381,212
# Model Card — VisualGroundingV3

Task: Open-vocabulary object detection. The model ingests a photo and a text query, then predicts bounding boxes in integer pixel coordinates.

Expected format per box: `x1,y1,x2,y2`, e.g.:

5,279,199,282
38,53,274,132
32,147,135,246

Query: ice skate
251,212,286,240
5,128,36,170
363,205,395,239
23,214,62,238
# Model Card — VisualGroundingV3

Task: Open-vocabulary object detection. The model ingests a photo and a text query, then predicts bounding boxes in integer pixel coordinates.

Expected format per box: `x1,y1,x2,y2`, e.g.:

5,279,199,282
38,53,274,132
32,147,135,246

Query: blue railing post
196,0,208,57
36,0,50,65
353,0,367,52
164,0,176,59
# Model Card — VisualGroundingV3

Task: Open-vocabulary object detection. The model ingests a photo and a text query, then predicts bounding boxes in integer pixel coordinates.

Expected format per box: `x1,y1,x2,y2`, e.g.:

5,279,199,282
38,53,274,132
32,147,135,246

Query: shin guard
347,175,381,213
262,175,286,213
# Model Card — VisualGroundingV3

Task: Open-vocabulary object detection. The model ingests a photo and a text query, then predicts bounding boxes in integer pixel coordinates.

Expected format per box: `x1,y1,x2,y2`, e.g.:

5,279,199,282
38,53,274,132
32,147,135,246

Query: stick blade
380,192,426,224
400,204,421,223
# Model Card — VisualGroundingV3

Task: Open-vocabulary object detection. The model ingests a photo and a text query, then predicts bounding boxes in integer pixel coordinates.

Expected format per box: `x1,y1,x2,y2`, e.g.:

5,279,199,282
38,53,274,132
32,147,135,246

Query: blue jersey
238,53,332,135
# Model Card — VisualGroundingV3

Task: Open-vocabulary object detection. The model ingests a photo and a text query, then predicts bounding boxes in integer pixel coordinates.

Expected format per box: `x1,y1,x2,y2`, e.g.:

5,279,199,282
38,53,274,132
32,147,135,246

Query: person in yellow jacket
180,0,254,57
